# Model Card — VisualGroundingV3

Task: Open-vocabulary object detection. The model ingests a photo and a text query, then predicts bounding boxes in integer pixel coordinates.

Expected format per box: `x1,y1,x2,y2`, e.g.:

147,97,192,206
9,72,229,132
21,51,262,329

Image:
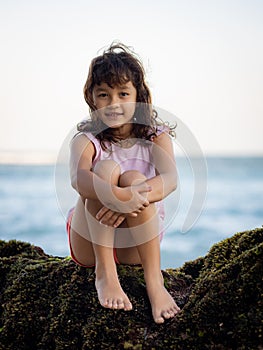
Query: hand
107,182,151,214
95,207,139,228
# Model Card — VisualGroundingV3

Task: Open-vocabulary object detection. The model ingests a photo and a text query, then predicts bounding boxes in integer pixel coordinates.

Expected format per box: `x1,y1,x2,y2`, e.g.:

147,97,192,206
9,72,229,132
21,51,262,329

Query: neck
111,123,133,140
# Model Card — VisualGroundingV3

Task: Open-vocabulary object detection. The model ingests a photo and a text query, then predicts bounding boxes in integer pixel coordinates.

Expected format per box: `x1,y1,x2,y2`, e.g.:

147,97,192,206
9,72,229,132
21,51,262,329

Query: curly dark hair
78,42,175,147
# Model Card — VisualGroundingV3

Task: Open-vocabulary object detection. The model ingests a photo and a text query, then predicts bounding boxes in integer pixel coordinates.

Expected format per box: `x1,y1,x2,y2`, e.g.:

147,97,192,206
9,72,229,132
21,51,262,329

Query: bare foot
146,274,180,324
95,270,132,311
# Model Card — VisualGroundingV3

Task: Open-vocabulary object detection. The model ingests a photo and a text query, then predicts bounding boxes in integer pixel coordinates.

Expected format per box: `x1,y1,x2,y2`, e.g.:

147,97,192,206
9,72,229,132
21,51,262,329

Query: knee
93,160,121,184
119,170,147,187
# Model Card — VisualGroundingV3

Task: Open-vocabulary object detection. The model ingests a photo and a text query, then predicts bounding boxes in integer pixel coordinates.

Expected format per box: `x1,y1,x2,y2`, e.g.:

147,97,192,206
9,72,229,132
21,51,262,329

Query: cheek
93,98,99,107
124,104,136,117
94,101,106,111
124,102,136,114
93,94,103,107
95,108,106,120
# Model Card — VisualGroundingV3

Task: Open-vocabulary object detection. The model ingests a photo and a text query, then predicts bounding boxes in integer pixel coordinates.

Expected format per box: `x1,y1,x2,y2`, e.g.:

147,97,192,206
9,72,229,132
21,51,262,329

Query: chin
103,120,126,129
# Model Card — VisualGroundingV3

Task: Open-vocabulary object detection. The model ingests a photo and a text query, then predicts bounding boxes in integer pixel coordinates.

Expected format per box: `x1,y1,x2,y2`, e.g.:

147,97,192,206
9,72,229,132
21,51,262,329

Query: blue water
0,157,262,269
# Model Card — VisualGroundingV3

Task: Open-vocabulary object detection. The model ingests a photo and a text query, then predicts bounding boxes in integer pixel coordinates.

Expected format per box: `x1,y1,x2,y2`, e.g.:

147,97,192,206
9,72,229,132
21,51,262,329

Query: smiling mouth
105,112,123,119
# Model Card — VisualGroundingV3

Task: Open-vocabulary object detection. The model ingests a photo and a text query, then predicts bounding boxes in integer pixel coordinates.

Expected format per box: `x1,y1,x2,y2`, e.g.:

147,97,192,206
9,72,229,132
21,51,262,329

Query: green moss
0,228,262,349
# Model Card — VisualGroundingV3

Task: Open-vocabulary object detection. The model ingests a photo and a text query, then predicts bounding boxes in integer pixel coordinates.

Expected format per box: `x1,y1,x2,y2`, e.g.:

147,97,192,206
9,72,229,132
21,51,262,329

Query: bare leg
118,171,180,323
85,160,132,311
69,196,95,267
135,238,180,323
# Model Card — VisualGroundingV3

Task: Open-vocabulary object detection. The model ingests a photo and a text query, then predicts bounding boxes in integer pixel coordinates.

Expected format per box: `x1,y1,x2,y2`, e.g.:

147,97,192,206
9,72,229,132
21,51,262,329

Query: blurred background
0,0,262,268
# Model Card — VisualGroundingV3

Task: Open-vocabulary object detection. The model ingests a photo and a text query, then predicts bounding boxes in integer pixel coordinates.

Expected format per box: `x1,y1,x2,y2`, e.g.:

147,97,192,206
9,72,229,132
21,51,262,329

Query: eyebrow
94,87,108,92
94,84,132,92
118,85,132,90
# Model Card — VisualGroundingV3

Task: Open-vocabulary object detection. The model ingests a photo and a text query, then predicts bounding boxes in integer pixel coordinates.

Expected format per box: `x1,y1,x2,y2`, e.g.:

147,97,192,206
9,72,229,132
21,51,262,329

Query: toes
116,299,125,310
164,305,180,319
100,297,132,311
153,309,166,323
108,298,124,310
124,301,133,311
169,310,176,318
168,306,179,318
154,315,165,324
162,310,172,319
114,298,132,310
112,300,119,309
126,304,133,311
105,298,113,309
100,299,109,308
154,305,180,324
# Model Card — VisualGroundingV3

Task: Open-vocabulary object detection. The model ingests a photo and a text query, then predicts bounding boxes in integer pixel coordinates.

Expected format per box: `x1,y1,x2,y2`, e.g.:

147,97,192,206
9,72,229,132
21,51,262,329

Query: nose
109,95,121,108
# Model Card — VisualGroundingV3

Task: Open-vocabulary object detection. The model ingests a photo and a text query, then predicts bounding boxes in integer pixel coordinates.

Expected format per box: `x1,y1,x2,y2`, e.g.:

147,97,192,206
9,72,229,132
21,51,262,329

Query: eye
120,92,129,97
98,93,108,98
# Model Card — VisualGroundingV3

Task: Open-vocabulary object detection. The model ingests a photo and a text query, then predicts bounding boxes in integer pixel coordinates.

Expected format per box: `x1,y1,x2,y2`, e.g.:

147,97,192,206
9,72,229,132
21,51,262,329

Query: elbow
70,164,78,191
162,173,177,197
71,177,84,197
169,172,177,192
70,167,84,192
71,169,87,197
172,181,177,192
71,174,78,192
170,179,177,192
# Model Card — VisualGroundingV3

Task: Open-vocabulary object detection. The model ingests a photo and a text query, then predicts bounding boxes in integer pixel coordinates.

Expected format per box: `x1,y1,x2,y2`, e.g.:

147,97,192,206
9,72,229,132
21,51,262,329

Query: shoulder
70,132,97,157
156,124,170,136
71,132,93,146
152,127,174,156
153,125,171,144
153,131,171,146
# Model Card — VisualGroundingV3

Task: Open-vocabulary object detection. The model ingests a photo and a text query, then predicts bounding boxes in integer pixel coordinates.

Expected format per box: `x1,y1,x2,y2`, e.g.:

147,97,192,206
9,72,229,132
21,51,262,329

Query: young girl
67,43,180,324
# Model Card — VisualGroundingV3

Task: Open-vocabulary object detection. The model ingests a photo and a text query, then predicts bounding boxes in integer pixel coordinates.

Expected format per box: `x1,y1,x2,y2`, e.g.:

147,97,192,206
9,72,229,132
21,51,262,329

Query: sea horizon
0,150,263,165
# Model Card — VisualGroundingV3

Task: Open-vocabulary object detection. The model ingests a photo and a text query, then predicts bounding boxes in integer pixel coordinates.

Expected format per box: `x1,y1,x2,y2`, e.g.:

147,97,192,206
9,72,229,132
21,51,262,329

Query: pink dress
81,128,167,240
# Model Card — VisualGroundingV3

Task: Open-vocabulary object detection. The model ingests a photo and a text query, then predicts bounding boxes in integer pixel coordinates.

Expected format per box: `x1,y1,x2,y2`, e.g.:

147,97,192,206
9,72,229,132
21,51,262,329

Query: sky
0,0,262,161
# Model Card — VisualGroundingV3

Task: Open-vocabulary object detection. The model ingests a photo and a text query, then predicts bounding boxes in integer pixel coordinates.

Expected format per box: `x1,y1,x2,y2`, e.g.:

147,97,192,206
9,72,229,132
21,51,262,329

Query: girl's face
92,81,137,129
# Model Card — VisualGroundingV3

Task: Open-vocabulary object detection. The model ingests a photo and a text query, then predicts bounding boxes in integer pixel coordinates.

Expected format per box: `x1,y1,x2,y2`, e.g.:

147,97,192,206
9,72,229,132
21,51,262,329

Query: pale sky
0,0,262,159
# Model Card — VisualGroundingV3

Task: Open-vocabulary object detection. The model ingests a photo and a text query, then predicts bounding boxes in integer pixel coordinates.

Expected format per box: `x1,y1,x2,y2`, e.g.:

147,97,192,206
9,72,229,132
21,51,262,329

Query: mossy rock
0,227,262,349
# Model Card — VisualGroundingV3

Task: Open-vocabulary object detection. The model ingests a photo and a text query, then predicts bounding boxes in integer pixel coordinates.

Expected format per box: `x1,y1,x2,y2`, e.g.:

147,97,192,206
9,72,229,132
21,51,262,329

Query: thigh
69,197,95,267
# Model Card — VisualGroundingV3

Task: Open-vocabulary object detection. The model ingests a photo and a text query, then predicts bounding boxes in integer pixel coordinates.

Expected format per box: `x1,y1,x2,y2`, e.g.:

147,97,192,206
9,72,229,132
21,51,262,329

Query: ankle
144,270,163,286
95,263,117,280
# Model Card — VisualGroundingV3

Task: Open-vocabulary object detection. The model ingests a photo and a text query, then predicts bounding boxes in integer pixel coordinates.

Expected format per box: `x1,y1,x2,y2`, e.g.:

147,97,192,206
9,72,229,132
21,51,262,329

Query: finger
106,213,120,226
108,213,125,227
127,212,138,217
137,183,152,193
137,206,146,212
135,205,149,213
113,215,126,228
138,196,149,207
96,207,110,220
143,200,150,207
100,210,117,225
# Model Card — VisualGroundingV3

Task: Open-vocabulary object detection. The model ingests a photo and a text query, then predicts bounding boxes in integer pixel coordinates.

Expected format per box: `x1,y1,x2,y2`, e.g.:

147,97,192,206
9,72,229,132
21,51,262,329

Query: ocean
0,157,262,269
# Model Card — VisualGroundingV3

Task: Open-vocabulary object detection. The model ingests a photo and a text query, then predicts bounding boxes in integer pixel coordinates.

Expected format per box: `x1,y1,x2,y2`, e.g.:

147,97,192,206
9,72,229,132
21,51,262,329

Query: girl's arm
70,134,113,200
146,132,177,203
70,134,151,213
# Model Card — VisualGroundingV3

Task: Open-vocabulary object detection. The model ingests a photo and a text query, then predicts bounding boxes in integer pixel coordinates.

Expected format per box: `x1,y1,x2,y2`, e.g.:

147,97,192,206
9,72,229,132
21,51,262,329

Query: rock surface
0,227,262,349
